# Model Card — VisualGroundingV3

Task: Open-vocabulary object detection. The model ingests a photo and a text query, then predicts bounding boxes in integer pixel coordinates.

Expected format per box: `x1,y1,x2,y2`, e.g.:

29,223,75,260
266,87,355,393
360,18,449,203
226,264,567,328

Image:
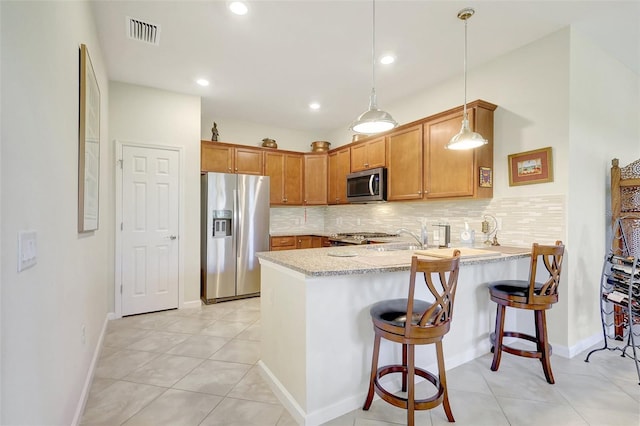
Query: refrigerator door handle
233,188,239,259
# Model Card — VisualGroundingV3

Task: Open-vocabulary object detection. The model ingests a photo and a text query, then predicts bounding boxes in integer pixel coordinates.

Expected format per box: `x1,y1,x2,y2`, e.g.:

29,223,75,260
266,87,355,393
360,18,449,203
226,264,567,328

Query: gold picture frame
78,44,100,232
508,147,553,186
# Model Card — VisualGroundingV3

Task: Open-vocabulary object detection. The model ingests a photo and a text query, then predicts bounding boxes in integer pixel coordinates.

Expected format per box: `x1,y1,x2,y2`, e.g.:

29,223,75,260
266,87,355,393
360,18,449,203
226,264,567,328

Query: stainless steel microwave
346,167,387,203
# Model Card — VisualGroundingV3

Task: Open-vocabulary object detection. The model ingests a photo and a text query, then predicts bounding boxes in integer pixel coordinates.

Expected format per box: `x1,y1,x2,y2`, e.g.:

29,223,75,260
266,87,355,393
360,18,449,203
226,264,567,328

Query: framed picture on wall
78,43,100,232
508,147,553,186
479,167,492,188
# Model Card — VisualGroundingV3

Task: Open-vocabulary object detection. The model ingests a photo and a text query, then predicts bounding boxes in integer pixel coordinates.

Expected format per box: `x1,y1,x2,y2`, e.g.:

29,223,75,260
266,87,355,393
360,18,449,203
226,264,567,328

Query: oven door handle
369,174,375,196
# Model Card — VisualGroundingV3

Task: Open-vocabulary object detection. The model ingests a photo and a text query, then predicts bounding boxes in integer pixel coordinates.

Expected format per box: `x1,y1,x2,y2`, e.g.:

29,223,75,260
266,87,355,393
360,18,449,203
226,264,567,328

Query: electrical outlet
496,218,503,231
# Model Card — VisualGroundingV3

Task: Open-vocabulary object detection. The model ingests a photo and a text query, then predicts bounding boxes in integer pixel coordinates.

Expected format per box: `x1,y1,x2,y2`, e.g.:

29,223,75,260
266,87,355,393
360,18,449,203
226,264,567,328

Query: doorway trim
114,140,185,318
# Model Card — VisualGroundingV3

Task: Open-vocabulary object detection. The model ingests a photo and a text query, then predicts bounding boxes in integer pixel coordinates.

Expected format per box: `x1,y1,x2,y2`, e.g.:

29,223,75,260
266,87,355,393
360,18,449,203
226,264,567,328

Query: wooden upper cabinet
201,141,233,173
386,125,423,201
423,101,495,199
201,141,263,175
234,146,264,175
350,137,386,172
304,153,328,205
265,151,303,205
328,147,351,204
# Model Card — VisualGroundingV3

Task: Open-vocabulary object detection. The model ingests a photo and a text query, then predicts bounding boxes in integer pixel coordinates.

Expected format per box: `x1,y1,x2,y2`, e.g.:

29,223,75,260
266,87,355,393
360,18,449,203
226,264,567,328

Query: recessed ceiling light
196,78,210,86
229,2,248,15
380,55,395,65
309,102,321,110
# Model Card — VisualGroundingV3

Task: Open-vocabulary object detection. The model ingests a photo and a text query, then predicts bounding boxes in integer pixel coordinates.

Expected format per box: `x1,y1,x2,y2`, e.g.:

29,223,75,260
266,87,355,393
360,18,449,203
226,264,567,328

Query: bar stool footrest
373,364,444,410
497,331,552,359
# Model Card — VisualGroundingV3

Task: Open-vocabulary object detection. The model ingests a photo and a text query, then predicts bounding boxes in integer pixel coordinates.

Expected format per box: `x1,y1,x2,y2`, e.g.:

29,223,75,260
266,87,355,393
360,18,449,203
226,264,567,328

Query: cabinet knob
235,167,238,171
417,191,422,195
364,163,369,167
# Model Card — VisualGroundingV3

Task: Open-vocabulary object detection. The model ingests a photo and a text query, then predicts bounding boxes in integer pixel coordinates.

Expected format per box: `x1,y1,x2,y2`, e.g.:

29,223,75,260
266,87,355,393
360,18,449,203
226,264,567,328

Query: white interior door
121,145,180,315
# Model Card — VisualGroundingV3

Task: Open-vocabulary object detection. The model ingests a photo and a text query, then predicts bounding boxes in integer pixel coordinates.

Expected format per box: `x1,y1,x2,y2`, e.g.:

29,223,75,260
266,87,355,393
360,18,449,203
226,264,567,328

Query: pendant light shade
350,0,397,135
447,7,487,150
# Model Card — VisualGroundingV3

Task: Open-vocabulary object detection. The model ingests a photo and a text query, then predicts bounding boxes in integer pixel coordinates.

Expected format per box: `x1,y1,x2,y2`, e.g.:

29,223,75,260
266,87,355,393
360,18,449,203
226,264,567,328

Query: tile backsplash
270,194,565,247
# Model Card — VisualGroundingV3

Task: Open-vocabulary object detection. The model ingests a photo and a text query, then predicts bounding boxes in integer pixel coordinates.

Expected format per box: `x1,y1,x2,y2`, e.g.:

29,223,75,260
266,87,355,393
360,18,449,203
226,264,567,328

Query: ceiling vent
127,16,160,46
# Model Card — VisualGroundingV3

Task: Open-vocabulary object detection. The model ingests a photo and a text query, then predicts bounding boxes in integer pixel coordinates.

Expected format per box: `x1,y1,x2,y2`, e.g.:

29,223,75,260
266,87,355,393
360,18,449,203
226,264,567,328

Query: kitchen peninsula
256,244,531,426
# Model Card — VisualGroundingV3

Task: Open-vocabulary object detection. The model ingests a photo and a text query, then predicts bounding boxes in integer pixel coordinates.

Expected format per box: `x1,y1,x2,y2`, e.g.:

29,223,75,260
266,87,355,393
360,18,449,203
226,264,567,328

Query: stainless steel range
328,232,398,246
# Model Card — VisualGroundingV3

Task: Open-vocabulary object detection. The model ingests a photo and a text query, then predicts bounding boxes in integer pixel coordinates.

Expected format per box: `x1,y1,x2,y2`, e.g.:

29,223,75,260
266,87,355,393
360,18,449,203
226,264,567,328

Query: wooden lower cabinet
270,235,324,251
270,236,297,251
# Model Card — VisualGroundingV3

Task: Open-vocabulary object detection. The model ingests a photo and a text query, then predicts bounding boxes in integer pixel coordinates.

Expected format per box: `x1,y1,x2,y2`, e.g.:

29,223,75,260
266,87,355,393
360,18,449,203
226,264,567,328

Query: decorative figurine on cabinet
211,122,219,141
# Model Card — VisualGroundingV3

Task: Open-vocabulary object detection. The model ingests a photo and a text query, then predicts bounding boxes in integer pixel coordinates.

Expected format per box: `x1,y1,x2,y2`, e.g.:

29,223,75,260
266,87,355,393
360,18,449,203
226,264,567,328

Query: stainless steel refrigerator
201,172,270,304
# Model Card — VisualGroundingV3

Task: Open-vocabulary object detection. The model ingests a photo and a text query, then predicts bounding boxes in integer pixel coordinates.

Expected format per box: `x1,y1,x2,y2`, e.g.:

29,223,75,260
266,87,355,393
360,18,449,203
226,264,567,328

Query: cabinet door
350,143,367,172
328,152,338,205
350,138,386,172
312,236,324,248
423,110,475,198
284,153,304,205
270,236,296,251
304,154,328,205
201,142,233,173
329,147,351,204
386,125,423,201
366,137,386,169
264,152,285,205
296,236,313,249
235,147,263,175
336,148,351,204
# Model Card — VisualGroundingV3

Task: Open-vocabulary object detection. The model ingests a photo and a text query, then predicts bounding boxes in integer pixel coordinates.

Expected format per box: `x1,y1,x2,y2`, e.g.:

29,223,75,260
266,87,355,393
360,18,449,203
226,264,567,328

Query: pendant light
446,7,487,150
350,0,397,134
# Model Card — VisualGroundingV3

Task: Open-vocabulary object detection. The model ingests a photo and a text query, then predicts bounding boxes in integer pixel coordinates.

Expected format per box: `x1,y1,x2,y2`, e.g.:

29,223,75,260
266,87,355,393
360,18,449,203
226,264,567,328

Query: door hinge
118,159,123,169
121,222,123,231
120,285,123,294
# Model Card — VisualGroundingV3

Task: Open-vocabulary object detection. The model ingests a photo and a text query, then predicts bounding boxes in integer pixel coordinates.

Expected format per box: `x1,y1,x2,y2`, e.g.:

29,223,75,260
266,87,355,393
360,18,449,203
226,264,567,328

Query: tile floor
81,297,640,425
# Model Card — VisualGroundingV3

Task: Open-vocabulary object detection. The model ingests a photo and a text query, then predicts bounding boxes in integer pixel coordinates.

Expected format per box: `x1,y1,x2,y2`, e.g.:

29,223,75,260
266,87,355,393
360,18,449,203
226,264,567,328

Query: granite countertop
256,244,531,277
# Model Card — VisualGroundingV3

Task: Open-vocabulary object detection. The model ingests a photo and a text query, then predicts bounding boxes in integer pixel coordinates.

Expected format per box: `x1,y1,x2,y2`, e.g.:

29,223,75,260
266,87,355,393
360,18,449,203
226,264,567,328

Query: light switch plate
18,230,37,272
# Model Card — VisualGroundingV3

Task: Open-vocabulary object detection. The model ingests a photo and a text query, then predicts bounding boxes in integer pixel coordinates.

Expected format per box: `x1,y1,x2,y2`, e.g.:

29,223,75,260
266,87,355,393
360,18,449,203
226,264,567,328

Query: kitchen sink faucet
396,228,425,249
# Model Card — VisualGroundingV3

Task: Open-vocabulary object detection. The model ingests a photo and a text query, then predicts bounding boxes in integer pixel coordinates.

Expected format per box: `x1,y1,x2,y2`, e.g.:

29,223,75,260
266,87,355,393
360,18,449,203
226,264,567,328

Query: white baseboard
553,333,603,358
182,299,202,309
257,361,306,425
71,314,111,426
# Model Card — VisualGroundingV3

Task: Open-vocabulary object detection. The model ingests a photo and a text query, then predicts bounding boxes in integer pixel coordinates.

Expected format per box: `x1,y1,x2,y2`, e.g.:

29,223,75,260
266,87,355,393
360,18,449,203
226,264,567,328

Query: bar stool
363,252,461,425
488,241,565,384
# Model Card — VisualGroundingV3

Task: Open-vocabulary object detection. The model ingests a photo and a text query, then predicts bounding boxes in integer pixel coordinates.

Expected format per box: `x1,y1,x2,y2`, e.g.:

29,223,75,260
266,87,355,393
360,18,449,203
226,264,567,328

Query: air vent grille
127,16,160,46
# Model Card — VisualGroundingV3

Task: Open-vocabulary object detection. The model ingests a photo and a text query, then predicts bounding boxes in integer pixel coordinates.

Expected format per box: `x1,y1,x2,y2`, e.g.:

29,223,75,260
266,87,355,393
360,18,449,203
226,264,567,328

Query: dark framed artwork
78,43,100,232
508,147,553,186
479,167,492,188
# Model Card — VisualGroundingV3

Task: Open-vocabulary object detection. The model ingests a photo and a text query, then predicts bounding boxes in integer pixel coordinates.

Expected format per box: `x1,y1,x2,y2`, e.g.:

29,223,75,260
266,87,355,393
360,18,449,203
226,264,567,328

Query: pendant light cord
463,15,468,119
369,0,377,109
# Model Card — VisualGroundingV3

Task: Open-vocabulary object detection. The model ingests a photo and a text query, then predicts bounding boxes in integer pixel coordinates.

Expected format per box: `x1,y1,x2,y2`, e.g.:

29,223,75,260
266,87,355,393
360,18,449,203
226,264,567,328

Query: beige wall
567,28,640,349
199,115,323,153
110,82,201,305
0,1,112,424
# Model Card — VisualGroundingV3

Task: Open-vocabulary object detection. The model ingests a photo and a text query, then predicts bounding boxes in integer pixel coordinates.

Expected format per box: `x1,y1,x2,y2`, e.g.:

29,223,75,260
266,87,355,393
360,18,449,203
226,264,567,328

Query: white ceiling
91,1,639,134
